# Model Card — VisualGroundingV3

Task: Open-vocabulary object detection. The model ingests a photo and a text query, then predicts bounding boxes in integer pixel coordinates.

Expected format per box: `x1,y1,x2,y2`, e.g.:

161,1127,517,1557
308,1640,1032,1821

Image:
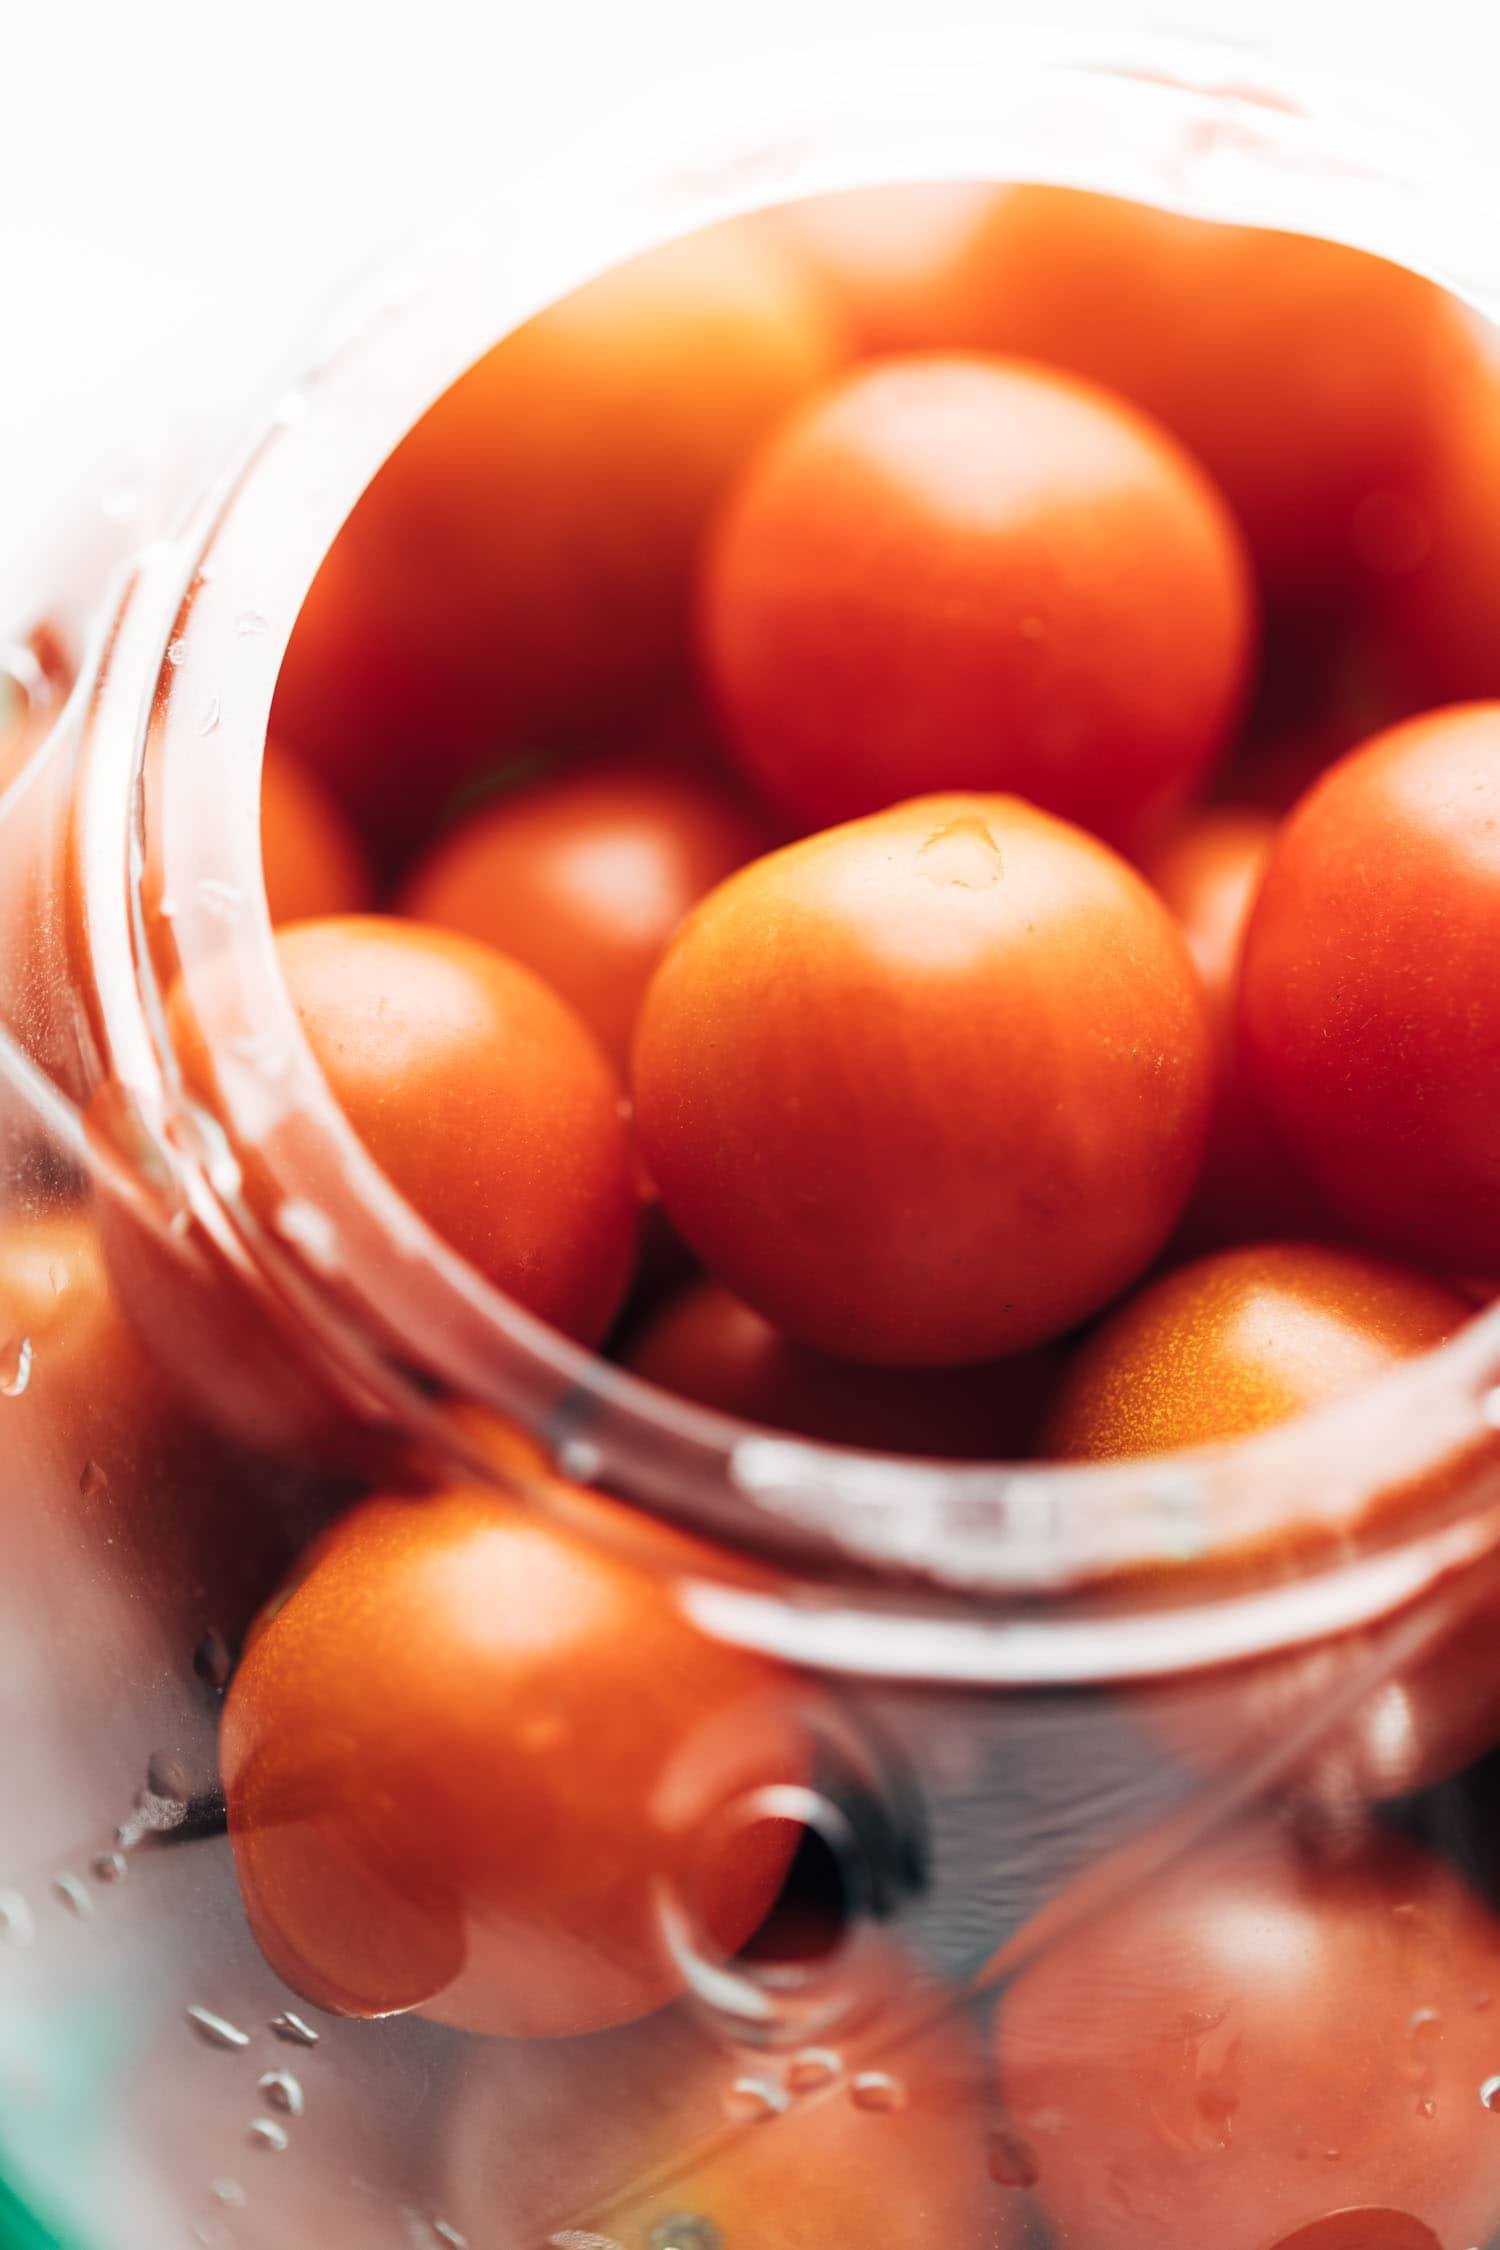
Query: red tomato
994,1829,1500,2250
441,1947,1007,2249
702,354,1253,845
272,224,847,854
1145,808,1331,1249
1042,1242,1468,1461
942,187,1473,607
770,180,996,353
1381,352,1500,708
626,1276,1052,1458
1238,707,1500,1270
221,1484,806,2038
632,794,1213,1365
259,739,372,927
277,916,637,1343
399,755,771,1070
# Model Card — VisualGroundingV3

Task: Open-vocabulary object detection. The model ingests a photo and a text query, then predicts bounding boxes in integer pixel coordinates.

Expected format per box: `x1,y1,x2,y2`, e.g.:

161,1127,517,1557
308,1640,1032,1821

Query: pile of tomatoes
206,182,1500,2248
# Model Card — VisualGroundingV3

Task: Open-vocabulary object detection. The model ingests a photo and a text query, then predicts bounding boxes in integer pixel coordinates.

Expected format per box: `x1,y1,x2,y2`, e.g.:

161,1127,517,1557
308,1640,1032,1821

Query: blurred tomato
634,794,1212,1365
259,739,372,927
1381,350,1500,708
770,180,996,352
703,354,1253,844
272,223,848,856
221,1483,806,2037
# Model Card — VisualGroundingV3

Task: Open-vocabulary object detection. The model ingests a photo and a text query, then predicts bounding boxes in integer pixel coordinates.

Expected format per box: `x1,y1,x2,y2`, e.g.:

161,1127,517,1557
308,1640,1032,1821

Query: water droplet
1417,2095,1438,2119
269,2012,320,2048
47,1259,69,1297
196,559,218,586
1324,2145,1342,2161
257,2070,304,2117
556,1435,602,1484
195,875,241,918
849,2070,906,2113
192,2221,232,2250
987,2128,1040,2188
193,1630,232,1690
52,1873,91,1919
721,2074,789,2123
1479,2073,1500,2111
247,2118,287,2153
1404,2005,1443,2087
0,1335,34,1397
211,2180,246,2207
0,1892,34,1947
916,815,1003,890
234,612,269,638
198,698,221,739
273,1198,340,1274
787,2047,841,2093
186,2006,250,2051
147,1750,193,1804
550,2235,624,2250
648,2219,723,2250
166,638,188,667
90,1851,127,1884
430,2227,467,2250
78,1457,108,1497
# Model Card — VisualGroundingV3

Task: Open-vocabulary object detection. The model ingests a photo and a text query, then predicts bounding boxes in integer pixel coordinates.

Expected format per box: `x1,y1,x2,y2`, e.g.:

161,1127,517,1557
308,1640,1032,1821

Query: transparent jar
6,24,1500,2250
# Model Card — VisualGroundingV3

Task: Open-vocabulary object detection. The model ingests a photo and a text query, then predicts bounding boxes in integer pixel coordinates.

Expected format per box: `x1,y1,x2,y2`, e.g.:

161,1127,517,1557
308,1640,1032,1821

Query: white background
0,0,1491,594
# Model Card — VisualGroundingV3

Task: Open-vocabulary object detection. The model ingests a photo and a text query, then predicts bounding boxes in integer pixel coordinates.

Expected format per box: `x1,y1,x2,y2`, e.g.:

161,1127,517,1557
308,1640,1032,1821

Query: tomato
1238,706,1500,1270
1144,808,1331,1249
702,354,1253,845
276,916,637,1343
1382,354,1500,708
633,794,1213,1365
1042,1242,1468,1461
626,1276,1052,1458
259,739,371,927
221,1484,806,2037
770,180,996,353
994,1828,1500,2250
272,224,847,854
942,187,1473,607
399,755,771,1070
441,1948,1006,2249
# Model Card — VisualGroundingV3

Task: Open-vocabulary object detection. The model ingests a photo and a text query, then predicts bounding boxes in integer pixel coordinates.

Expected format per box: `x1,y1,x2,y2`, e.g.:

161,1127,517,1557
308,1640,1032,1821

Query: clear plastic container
7,24,1500,2250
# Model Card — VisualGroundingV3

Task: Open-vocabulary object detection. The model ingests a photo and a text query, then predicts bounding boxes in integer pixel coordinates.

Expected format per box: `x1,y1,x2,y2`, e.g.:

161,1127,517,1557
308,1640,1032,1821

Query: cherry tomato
221,1484,806,2037
1238,706,1500,1271
399,755,771,1071
441,1947,1007,2249
1042,1242,1468,1461
276,916,637,1343
1382,353,1500,708
272,225,847,854
632,794,1213,1365
1144,808,1331,1249
702,354,1253,845
771,180,996,353
994,1829,1500,2250
259,739,371,927
626,1276,1052,1457
943,187,1473,607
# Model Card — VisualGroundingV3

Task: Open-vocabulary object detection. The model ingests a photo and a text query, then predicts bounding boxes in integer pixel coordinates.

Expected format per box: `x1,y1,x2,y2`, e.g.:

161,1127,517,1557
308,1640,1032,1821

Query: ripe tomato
276,916,637,1343
399,755,771,1070
1144,808,1331,1249
770,180,997,353
626,1276,1052,1458
994,1829,1500,2250
632,794,1213,1365
1238,706,1500,1270
272,224,847,854
259,739,371,927
702,354,1253,844
942,187,1473,607
221,1484,806,2037
1042,1242,1468,1461
1381,354,1500,708
441,1947,1007,2249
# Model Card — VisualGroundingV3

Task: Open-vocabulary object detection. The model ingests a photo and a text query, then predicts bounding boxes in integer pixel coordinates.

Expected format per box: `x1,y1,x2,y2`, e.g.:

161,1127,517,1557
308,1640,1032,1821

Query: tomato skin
1043,1242,1466,1461
633,794,1213,1366
702,354,1253,846
1145,809,1331,1250
994,1831,1500,2250
272,226,847,854
1238,707,1500,1271
276,916,637,1344
259,740,372,927
943,187,1472,607
221,1485,805,2038
399,756,771,1071
627,1276,1052,1458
